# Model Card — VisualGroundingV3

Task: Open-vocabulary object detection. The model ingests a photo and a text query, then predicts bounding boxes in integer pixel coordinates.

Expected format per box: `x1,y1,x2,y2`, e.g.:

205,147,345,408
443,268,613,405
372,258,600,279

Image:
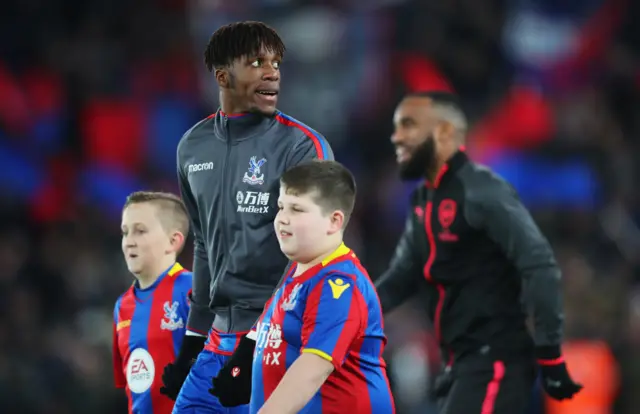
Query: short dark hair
280,160,356,228
406,91,467,132
123,191,190,239
407,91,462,108
204,21,286,72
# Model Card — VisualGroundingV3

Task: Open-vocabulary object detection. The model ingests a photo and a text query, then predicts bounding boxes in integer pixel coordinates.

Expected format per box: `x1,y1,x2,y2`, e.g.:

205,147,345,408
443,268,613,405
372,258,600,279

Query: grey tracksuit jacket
177,110,334,335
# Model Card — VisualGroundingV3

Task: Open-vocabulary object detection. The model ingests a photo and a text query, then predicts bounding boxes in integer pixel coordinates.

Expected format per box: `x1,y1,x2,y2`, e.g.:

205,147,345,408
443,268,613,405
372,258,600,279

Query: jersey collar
290,243,352,283
133,262,182,293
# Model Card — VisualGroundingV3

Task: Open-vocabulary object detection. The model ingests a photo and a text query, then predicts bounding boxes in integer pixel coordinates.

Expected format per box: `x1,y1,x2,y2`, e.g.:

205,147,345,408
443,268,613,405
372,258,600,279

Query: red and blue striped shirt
113,263,192,414
250,244,395,413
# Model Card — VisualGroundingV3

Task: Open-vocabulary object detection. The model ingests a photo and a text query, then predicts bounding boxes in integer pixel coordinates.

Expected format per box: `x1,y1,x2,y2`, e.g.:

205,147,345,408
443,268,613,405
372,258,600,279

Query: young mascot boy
210,160,396,413
113,191,193,414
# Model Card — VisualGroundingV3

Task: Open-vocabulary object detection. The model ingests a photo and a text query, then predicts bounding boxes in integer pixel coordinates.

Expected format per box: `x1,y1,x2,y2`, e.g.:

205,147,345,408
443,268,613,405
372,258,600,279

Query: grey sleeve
177,158,215,335
466,177,563,347
375,215,424,314
286,133,335,167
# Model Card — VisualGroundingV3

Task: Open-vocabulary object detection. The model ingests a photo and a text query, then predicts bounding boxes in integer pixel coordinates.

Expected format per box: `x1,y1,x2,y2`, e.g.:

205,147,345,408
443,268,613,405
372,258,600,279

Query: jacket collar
425,146,468,189
211,109,278,142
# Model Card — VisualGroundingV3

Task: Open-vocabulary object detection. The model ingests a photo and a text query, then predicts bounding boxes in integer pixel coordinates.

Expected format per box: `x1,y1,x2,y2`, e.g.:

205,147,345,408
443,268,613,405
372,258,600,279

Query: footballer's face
391,97,438,180
274,186,343,263
121,203,173,279
226,46,281,116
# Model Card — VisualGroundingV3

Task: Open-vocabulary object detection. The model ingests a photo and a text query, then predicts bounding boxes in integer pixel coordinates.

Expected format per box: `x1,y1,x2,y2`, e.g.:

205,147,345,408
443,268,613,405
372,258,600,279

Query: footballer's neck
220,92,249,115
293,238,344,277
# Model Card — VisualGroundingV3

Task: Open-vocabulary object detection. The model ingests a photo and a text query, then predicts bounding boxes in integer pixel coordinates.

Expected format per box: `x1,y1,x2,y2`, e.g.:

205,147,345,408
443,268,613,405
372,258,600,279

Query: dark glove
536,346,583,401
160,335,206,400
209,335,256,407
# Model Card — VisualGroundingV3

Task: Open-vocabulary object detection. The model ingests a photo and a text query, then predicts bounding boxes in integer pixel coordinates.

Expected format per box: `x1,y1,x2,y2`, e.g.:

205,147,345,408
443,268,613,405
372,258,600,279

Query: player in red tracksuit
113,191,193,414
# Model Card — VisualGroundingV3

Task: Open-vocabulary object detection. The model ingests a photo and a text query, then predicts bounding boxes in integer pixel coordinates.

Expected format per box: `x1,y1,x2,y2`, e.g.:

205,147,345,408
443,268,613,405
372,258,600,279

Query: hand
539,362,583,401
160,362,191,400
160,334,205,400
209,335,256,407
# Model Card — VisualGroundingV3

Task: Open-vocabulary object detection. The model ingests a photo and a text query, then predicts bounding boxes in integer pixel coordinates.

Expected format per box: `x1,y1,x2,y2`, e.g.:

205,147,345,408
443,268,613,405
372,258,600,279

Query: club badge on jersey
243,156,267,186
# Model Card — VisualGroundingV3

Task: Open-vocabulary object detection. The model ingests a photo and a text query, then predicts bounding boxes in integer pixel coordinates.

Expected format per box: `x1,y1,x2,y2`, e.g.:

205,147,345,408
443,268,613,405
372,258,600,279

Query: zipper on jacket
221,114,233,332
221,115,232,255
423,186,451,363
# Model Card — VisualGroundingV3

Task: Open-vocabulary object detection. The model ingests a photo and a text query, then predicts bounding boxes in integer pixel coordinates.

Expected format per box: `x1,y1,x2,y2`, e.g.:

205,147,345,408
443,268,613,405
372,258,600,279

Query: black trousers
435,354,536,414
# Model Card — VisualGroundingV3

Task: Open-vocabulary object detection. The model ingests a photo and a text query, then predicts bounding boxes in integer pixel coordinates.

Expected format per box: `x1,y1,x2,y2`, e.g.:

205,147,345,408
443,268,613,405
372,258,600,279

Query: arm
177,160,214,338
112,308,126,389
260,274,363,413
160,148,210,400
258,354,333,414
468,176,582,400
208,295,274,407
467,177,563,358
174,157,207,362
375,214,425,313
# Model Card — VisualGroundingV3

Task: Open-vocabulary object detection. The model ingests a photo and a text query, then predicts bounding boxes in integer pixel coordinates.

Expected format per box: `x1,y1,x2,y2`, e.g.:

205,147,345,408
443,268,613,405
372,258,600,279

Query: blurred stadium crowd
0,0,639,413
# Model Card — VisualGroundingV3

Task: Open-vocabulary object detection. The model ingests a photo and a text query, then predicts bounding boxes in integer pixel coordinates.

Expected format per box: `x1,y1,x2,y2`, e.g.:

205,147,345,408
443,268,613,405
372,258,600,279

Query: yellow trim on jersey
117,320,131,331
321,243,351,266
167,262,184,277
128,262,184,288
328,278,351,299
302,348,333,362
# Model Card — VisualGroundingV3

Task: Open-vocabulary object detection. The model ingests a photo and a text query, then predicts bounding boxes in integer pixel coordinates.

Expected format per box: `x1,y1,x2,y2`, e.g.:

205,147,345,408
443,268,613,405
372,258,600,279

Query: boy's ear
327,210,345,235
167,231,186,254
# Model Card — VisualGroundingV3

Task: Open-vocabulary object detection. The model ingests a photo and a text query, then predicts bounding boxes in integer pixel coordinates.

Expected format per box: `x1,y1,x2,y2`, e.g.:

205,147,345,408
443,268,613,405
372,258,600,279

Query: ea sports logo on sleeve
126,348,155,393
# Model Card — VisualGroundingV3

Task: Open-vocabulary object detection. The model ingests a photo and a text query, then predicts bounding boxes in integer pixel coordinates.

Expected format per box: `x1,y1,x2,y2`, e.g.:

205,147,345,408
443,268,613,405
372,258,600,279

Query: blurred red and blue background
0,0,638,413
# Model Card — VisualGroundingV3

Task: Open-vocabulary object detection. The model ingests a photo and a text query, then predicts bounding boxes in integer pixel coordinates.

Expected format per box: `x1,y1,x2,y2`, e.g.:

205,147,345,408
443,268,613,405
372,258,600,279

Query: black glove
209,335,256,407
160,335,206,400
536,346,583,401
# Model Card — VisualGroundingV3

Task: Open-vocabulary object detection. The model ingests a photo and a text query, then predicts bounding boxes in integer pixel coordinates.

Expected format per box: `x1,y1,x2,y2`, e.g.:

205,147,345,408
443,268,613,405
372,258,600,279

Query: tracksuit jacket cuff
535,345,564,365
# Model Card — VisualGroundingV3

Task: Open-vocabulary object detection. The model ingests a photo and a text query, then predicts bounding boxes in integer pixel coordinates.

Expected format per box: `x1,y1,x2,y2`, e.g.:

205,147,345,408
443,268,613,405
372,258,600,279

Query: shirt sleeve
286,131,335,167
300,273,364,369
466,176,563,348
374,213,425,313
177,152,214,335
112,306,126,389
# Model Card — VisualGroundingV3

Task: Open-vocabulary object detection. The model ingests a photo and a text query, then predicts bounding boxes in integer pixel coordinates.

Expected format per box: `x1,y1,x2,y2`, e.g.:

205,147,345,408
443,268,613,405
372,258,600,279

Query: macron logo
188,162,214,174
